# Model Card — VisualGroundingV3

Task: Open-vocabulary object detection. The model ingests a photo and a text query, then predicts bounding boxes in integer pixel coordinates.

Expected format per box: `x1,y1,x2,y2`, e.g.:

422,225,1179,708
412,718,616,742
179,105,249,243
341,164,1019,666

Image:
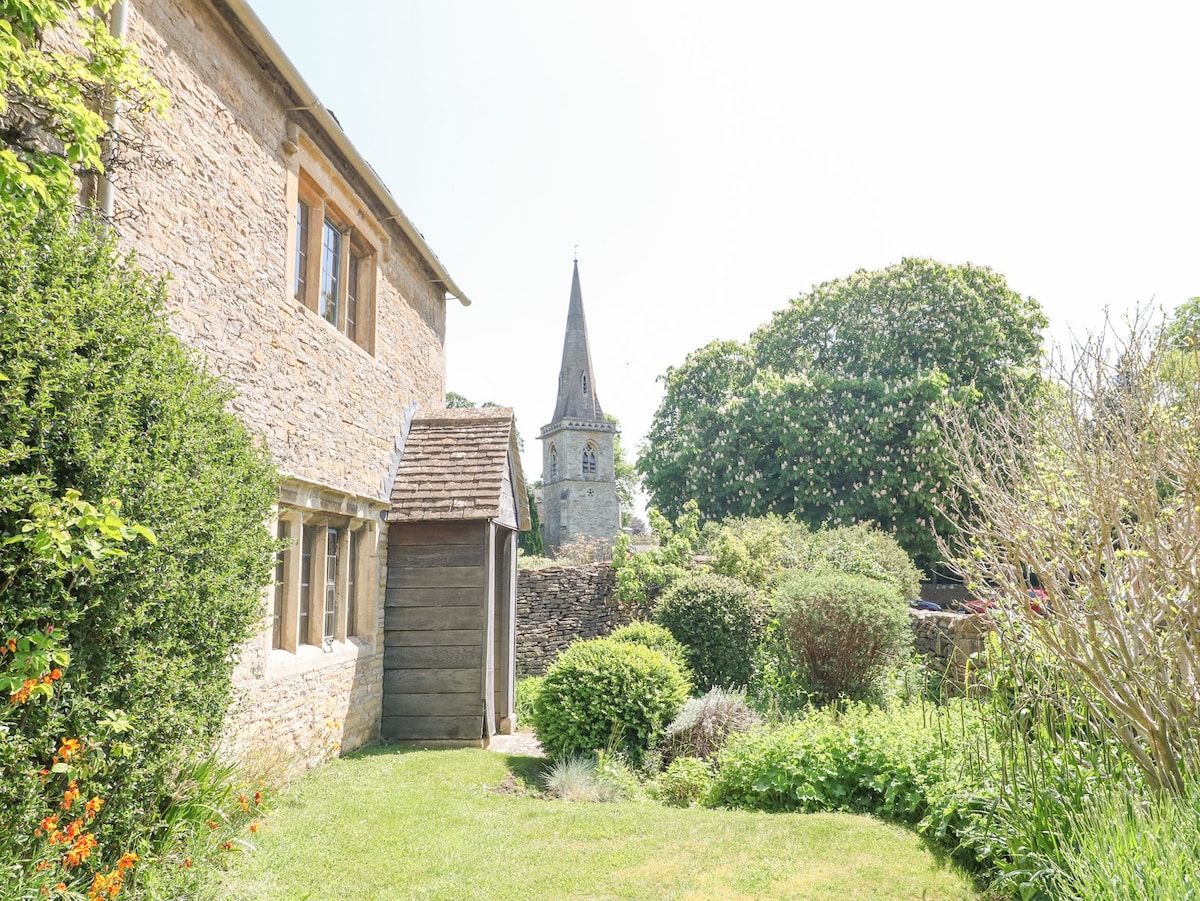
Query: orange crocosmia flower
238,793,249,812
4,637,15,653
249,822,260,834
85,796,105,817
253,790,262,805
37,813,59,836
50,668,62,680
54,884,67,893
63,818,83,842
206,820,218,830
36,860,52,871
221,841,233,851
116,851,138,871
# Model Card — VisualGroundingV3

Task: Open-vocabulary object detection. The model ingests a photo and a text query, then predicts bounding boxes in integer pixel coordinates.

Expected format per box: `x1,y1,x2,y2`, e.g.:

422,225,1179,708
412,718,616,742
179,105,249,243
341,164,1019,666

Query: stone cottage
92,0,524,763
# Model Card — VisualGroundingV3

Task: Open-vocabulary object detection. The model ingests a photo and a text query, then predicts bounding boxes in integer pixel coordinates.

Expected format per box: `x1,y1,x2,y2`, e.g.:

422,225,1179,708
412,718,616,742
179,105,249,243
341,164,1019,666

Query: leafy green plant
530,638,690,766
709,702,975,827
0,212,278,875
660,687,759,764
654,572,763,691
772,570,912,701
515,676,544,726
653,756,714,808
700,517,922,598
607,622,691,677
610,502,701,605
0,1,167,218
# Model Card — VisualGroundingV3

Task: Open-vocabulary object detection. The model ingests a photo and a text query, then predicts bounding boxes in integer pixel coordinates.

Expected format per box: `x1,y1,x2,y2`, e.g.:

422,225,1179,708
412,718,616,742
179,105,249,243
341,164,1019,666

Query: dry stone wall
517,564,994,686
516,563,636,675
910,610,993,687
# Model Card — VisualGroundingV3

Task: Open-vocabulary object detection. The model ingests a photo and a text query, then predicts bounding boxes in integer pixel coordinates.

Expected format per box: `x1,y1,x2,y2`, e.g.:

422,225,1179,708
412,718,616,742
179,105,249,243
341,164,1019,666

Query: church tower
539,261,621,556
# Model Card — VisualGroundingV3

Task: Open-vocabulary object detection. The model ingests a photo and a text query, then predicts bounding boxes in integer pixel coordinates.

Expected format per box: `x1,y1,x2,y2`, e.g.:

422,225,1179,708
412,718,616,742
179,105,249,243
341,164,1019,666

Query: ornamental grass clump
530,637,689,766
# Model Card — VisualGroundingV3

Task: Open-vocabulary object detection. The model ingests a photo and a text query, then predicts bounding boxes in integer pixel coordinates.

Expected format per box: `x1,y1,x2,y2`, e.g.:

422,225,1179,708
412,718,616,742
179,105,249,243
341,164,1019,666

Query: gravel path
487,730,544,757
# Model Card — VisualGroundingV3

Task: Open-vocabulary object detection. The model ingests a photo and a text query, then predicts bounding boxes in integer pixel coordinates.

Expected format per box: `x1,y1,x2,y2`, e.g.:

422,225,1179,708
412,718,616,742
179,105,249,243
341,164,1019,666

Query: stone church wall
115,0,450,768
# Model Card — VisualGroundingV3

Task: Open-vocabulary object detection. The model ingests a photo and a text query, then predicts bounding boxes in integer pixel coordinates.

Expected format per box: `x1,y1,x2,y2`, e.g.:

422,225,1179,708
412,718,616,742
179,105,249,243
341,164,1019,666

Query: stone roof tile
386,407,530,528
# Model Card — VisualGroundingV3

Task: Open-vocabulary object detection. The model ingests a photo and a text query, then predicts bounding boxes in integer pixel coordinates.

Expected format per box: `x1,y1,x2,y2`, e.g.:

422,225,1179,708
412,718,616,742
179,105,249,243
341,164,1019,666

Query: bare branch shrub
941,311,1200,795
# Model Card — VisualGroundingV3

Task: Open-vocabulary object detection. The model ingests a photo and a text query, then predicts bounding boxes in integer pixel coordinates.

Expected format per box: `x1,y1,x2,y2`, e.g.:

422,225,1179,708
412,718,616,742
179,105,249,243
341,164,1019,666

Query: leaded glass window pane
320,219,341,325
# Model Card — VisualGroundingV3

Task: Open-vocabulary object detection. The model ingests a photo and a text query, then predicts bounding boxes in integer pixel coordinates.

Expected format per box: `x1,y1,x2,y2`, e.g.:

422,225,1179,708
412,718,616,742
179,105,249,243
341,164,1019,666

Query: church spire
550,260,604,423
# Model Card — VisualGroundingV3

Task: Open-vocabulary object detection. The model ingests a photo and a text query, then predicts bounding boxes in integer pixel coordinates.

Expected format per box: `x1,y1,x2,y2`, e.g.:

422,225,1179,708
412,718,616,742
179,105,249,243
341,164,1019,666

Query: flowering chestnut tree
639,258,1047,569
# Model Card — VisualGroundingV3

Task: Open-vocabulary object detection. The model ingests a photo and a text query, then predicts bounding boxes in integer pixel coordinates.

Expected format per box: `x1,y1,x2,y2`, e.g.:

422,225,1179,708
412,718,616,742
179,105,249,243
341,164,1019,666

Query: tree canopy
0,0,165,217
638,258,1047,569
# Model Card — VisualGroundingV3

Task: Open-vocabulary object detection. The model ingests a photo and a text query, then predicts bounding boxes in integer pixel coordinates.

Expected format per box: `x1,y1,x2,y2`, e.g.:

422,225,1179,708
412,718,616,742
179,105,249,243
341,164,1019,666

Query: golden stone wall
108,0,451,767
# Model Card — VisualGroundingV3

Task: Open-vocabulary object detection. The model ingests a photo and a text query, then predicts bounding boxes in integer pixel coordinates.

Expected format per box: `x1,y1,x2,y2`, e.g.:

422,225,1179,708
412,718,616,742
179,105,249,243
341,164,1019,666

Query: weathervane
573,244,579,262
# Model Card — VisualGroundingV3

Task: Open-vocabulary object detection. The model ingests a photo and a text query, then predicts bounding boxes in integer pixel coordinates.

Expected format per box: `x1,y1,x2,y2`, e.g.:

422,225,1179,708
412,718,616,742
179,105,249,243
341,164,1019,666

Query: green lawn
221,747,980,901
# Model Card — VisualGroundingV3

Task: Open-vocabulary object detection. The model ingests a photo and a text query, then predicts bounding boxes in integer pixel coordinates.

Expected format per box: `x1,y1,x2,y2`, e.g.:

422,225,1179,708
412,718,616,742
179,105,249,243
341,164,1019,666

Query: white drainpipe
97,0,128,222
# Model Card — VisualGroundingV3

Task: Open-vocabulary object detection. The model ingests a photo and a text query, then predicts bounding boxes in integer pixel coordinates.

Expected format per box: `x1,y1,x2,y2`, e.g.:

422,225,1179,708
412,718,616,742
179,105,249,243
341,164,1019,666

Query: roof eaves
219,0,472,308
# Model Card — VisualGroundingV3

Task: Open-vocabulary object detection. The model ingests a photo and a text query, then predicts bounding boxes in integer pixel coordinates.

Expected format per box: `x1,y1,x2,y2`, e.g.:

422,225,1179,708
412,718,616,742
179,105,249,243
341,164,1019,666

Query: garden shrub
530,637,690,766
709,702,974,824
515,676,544,725
610,502,701,605
660,687,759,764
654,573,763,690
653,757,715,808
0,213,278,868
699,517,922,597
806,523,923,599
772,569,912,701
608,621,691,676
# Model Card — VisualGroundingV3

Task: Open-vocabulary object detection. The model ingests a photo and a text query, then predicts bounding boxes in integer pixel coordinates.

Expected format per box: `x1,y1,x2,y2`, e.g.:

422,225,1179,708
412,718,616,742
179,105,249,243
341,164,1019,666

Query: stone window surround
268,492,379,674
582,442,597,476
284,127,382,356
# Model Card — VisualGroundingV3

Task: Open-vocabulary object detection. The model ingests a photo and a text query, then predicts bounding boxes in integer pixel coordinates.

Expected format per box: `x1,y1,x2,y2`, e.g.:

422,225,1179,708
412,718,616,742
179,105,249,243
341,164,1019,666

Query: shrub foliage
607,621,691,677
772,570,913,701
0,213,278,858
654,573,763,690
530,637,690,765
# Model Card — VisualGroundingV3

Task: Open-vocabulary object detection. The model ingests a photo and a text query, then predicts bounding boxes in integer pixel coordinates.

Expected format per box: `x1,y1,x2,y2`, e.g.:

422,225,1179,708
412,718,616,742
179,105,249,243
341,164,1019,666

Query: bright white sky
248,1,1199,489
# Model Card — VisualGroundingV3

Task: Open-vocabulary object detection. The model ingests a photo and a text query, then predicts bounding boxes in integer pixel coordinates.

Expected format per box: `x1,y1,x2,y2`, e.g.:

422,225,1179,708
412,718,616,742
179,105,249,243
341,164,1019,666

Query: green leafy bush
772,570,913,701
530,638,690,766
653,757,715,808
515,676,544,725
660,687,759,763
608,622,691,676
806,523,923,599
0,213,277,862
610,502,700,605
700,517,922,597
709,702,972,824
654,573,764,691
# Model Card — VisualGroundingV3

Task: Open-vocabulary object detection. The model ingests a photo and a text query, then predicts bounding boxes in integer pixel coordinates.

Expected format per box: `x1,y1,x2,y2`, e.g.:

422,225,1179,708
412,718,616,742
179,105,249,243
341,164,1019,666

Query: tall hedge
0,212,278,841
